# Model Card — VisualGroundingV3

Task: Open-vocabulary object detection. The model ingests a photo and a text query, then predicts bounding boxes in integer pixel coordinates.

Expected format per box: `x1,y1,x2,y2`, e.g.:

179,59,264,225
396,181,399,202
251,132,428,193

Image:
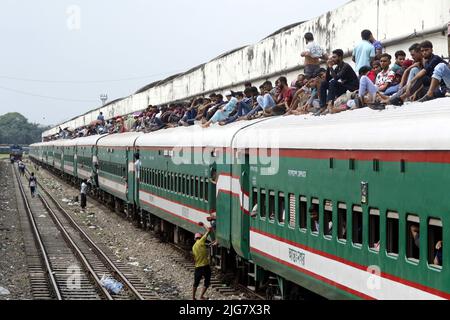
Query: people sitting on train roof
199,94,226,124
366,59,381,83
375,53,398,95
385,41,448,105
179,98,201,126
219,89,254,125
246,81,276,120
318,49,360,116
202,91,238,128
391,50,407,74
196,94,218,121
264,76,293,116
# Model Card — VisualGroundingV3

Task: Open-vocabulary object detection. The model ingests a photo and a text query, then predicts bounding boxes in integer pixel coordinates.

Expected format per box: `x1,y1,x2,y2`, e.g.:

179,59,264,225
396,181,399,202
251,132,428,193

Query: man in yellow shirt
192,223,212,300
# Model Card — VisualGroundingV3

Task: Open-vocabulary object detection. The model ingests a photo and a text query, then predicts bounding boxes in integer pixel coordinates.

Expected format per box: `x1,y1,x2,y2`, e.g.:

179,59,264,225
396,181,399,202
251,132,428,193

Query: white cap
224,90,233,96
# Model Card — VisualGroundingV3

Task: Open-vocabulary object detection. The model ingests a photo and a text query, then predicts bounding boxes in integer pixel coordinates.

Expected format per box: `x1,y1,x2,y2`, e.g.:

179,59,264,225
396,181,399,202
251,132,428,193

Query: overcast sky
0,0,348,126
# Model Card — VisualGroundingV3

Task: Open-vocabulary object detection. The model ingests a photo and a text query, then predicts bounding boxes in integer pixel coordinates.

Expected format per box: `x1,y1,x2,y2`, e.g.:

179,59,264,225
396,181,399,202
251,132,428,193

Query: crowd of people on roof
46,29,450,141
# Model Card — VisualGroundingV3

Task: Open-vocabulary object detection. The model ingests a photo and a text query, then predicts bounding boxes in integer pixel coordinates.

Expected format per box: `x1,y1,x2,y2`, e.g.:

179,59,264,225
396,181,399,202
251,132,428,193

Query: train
8,144,24,162
29,99,450,300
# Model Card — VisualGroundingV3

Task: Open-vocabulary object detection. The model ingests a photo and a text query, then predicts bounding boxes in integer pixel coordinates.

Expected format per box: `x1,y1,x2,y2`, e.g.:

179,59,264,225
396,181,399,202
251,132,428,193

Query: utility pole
100,94,108,106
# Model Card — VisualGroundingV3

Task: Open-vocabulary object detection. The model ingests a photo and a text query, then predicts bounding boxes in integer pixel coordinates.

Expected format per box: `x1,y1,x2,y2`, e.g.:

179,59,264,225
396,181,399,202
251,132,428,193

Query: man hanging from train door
192,223,213,300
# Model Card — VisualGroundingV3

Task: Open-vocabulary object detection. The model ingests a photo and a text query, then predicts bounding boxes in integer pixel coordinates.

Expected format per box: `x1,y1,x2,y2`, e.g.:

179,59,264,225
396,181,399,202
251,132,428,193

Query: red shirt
278,86,293,106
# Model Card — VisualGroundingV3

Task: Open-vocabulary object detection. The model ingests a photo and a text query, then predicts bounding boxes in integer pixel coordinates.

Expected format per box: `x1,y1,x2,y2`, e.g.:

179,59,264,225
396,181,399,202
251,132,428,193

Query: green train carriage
134,121,266,247
232,100,450,299
75,134,108,183
96,132,143,214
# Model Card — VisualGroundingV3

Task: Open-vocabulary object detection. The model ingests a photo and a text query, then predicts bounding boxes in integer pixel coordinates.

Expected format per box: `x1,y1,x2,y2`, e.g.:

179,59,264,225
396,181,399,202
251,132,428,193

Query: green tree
0,112,50,145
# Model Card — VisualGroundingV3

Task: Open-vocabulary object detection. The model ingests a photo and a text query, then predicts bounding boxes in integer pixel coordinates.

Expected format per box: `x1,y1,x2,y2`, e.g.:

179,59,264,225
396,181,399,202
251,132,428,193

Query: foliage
0,112,50,145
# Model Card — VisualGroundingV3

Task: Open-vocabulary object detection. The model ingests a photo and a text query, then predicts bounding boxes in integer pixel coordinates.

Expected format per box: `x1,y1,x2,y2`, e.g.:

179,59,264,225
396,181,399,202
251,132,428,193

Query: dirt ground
0,160,32,300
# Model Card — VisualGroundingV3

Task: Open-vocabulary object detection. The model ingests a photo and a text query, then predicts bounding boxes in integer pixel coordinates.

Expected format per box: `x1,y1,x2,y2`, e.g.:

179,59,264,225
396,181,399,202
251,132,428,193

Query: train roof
75,134,109,146
97,132,144,147
233,98,450,150
135,119,268,148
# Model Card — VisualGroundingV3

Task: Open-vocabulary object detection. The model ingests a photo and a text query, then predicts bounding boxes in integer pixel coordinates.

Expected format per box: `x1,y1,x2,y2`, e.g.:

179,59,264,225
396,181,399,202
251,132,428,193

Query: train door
231,149,251,260
126,148,137,210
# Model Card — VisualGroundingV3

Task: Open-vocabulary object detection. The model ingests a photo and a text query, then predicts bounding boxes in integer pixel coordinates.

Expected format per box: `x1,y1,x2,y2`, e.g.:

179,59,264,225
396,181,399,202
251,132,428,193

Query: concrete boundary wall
44,0,450,138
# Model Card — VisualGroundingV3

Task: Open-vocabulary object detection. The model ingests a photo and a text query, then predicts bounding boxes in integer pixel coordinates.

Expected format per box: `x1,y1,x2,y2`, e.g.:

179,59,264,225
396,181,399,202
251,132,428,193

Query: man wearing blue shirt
353,30,376,73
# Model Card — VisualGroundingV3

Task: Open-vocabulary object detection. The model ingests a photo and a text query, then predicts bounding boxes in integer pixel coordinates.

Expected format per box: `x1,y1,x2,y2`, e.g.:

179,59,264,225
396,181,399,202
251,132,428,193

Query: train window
158,171,162,188
204,180,209,202
278,192,285,225
338,203,347,242
406,215,420,262
170,173,174,191
310,199,319,234
199,178,204,200
369,209,380,252
195,177,199,198
299,196,307,231
324,200,333,238
165,173,169,190
386,211,399,256
269,191,275,222
428,218,442,268
190,176,195,197
288,194,296,228
260,189,266,219
181,175,186,195
178,175,182,193
251,188,258,217
349,159,355,170
373,159,380,172
352,206,363,246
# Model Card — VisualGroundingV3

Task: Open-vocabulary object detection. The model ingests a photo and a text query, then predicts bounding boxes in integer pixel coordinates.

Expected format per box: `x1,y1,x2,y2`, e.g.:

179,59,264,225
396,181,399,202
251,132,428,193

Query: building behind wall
43,0,450,140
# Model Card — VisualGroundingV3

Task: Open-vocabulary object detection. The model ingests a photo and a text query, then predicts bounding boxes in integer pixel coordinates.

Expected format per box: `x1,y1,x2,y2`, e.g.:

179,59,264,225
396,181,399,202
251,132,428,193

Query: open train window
310,198,320,234
204,180,209,202
299,196,307,231
369,209,380,252
182,175,186,195
288,194,296,228
352,206,363,246
199,178,204,200
251,188,258,217
195,177,199,198
428,218,443,268
386,211,399,256
324,200,333,238
190,176,195,197
269,191,275,222
260,189,266,219
167,173,171,191
338,203,347,242
406,215,420,262
178,175,182,193
278,192,285,225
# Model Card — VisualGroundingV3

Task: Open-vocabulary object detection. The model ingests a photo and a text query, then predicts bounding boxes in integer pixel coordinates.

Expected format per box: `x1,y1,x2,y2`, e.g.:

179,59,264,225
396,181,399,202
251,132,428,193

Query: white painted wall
44,0,450,138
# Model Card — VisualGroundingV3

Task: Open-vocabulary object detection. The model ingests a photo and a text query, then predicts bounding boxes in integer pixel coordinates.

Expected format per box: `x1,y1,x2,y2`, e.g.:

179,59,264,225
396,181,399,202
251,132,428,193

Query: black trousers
194,265,211,288
320,80,357,108
80,193,87,209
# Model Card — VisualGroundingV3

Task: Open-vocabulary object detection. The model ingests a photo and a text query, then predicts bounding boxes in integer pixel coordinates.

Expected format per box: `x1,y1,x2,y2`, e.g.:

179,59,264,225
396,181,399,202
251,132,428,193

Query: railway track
12,164,158,300
28,161,264,300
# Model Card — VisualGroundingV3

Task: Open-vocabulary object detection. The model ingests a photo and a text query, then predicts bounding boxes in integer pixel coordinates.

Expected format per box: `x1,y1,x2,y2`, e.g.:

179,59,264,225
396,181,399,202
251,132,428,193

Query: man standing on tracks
29,172,37,198
80,179,88,211
192,223,212,300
